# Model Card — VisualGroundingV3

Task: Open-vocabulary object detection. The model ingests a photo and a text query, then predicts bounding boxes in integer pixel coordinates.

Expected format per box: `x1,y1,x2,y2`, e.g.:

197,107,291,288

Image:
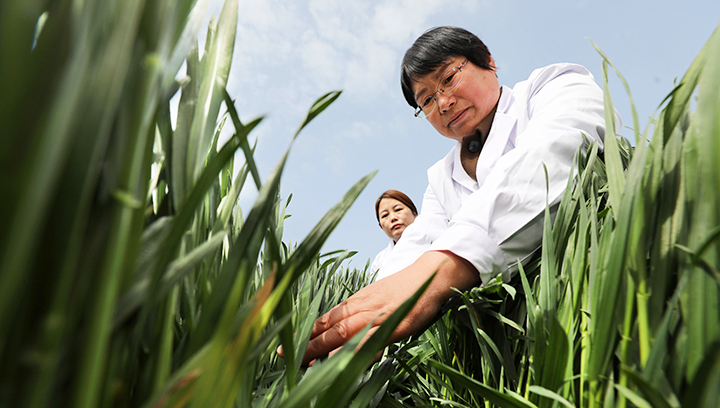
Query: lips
392,224,403,230
447,107,469,127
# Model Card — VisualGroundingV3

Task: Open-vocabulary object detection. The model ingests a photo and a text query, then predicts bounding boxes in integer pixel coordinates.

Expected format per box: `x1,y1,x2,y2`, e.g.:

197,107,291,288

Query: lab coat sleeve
429,66,617,285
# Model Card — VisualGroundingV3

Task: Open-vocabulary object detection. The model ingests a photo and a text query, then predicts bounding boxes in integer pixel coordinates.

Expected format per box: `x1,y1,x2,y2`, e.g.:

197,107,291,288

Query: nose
390,212,398,222
435,93,455,113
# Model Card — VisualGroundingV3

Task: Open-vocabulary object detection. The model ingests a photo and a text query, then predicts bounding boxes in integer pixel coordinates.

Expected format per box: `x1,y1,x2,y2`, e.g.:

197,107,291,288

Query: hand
301,250,480,365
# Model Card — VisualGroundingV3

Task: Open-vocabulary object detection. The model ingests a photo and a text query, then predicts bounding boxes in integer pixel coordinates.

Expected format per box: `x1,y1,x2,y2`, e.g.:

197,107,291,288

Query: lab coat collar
475,85,517,186
428,85,519,217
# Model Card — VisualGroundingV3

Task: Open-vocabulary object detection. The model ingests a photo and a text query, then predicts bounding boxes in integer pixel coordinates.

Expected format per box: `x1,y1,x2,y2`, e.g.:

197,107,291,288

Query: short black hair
400,26,493,108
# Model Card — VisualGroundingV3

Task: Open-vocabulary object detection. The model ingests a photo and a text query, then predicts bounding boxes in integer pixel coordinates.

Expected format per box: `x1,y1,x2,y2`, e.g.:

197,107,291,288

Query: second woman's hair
375,190,418,222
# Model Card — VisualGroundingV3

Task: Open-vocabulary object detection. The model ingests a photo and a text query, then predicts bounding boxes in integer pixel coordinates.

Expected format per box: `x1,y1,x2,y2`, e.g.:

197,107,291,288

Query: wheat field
1,0,718,407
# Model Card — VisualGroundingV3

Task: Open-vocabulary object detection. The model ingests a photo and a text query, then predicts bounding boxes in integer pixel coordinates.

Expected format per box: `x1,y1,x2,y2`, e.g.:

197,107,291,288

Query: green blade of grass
539,164,558,315
113,228,227,327
589,40,640,145
224,90,262,189
187,0,238,183
622,368,676,408
535,316,571,403
426,360,539,408
661,26,716,144
643,270,689,384
614,384,653,408
160,0,210,91
279,320,376,408
171,41,200,209
679,341,720,408
527,385,575,408
348,358,396,408
598,58,626,218
294,90,342,139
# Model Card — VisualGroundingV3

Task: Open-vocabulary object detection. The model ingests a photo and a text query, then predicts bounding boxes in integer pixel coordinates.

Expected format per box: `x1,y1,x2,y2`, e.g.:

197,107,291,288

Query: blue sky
204,0,720,270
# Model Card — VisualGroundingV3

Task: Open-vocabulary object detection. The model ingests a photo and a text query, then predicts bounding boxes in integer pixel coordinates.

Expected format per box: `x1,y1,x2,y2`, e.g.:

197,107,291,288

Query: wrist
414,250,480,304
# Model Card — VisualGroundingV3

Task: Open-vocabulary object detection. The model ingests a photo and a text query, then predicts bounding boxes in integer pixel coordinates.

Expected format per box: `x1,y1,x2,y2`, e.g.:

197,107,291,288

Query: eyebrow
413,59,456,103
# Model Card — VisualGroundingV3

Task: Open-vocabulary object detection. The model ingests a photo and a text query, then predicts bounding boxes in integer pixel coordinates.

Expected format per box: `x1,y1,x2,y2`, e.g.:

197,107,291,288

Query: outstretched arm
301,250,480,365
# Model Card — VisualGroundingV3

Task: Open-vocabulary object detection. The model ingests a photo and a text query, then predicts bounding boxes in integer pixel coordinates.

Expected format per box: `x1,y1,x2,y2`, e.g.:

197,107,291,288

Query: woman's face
411,55,501,142
377,198,416,242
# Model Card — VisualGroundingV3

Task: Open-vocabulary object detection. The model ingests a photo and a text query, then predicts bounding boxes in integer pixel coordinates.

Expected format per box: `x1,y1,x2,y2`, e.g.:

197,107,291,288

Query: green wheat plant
0,0,414,407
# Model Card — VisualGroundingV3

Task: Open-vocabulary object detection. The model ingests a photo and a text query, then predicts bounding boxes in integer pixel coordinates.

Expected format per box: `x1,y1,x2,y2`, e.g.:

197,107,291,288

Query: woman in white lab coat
297,26,621,365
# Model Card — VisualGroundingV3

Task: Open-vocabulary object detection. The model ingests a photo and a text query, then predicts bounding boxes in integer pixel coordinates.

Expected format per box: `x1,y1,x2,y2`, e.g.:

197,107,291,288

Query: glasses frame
414,59,469,119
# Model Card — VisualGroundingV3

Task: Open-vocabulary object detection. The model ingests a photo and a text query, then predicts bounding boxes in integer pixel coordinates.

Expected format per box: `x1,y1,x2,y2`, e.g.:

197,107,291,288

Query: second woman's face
412,55,501,142
378,198,416,242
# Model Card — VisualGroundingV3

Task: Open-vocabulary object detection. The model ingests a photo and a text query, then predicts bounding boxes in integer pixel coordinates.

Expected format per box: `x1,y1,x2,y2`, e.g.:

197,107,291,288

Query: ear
488,55,497,71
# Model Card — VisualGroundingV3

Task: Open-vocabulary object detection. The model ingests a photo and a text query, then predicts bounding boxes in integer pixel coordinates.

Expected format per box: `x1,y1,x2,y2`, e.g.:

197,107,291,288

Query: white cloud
298,29,345,86
222,0,492,118
369,0,440,43
208,0,497,175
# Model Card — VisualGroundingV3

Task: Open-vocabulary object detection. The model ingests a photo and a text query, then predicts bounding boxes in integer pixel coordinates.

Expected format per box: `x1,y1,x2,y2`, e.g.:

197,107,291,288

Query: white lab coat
370,240,394,275
377,63,621,284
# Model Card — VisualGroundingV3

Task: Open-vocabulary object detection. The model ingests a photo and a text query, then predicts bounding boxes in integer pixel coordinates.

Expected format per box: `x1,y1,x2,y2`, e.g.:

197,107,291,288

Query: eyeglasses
414,59,468,119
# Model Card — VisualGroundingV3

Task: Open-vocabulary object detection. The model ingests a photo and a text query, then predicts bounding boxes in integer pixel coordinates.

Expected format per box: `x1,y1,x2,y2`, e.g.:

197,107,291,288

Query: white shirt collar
451,85,518,189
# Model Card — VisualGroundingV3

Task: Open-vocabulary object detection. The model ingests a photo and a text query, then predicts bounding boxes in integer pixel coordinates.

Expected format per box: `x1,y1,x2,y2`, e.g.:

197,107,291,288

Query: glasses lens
438,66,463,94
414,60,465,119
414,102,434,119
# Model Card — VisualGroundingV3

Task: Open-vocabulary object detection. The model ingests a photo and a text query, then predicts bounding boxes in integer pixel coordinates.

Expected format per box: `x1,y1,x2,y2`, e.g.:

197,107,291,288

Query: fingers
354,325,387,364
323,325,384,365
310,299,355,339
303,309,380,365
